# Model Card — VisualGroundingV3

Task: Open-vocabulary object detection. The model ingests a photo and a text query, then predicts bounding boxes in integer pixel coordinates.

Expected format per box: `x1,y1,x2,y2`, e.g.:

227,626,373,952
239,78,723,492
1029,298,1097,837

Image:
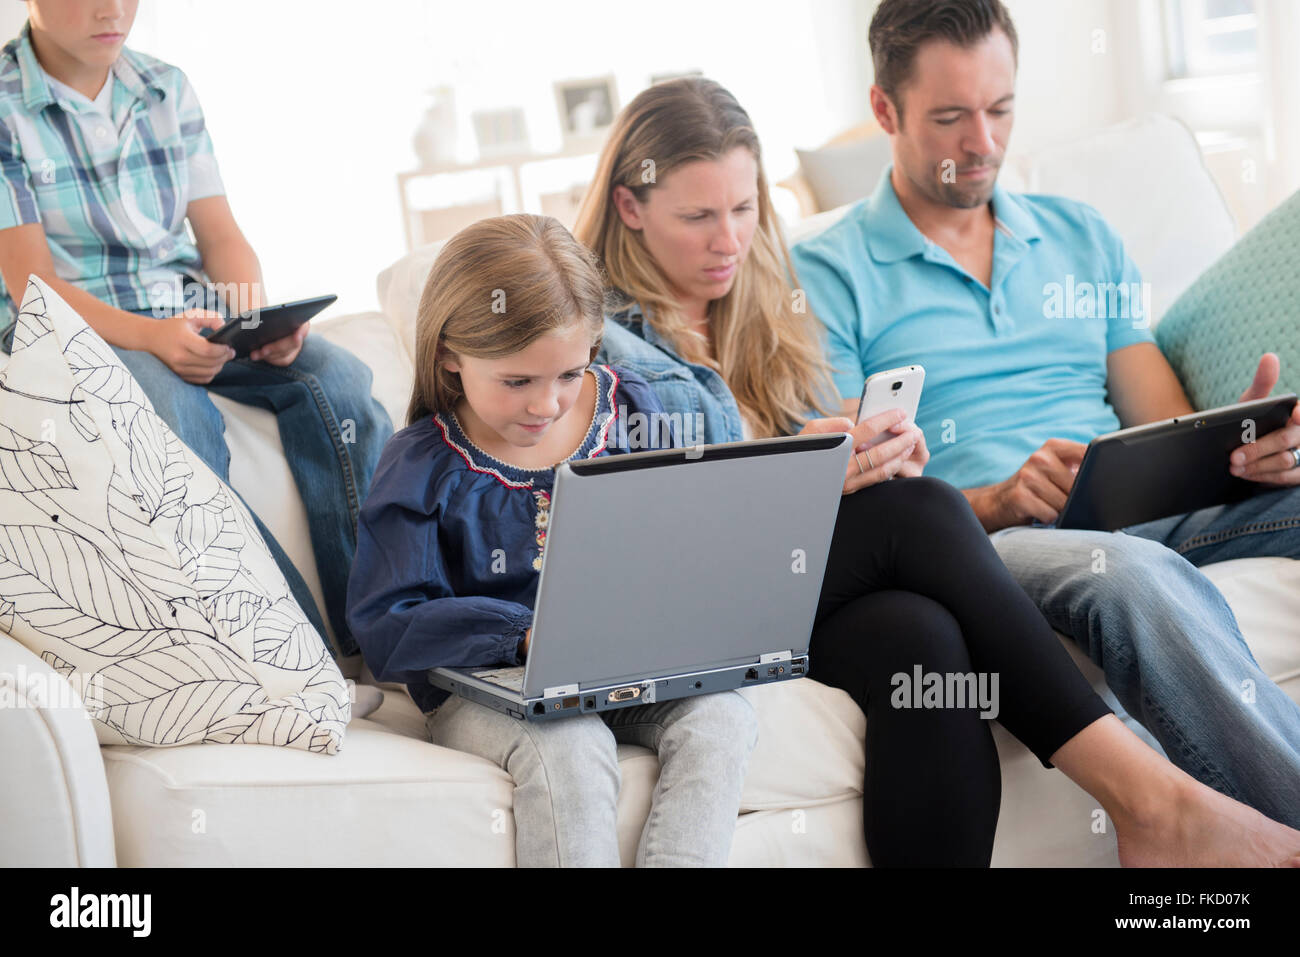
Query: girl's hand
799,409,921,494
148,310,235,384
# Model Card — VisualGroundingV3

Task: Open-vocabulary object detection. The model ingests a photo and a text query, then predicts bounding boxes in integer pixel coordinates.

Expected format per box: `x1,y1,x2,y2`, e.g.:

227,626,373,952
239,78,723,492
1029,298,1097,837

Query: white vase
414,87,458,169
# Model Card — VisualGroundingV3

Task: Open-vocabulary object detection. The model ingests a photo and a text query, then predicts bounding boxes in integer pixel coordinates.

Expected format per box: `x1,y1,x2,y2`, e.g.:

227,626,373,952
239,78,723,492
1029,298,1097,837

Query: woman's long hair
406,214,606,426
573,77,837,437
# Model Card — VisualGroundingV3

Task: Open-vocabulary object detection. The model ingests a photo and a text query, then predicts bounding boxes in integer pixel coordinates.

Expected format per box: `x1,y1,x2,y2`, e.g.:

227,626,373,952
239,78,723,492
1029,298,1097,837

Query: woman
573,77,1300,867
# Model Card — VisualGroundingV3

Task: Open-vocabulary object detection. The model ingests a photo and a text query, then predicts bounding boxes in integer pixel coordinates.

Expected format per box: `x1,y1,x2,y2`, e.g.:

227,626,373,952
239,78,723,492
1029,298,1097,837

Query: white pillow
376,240,445,363
794,133,893,213
0,278,349,752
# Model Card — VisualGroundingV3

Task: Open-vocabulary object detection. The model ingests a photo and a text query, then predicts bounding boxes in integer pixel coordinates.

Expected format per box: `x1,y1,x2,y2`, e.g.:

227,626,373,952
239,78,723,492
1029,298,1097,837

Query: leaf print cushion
0,278,349,752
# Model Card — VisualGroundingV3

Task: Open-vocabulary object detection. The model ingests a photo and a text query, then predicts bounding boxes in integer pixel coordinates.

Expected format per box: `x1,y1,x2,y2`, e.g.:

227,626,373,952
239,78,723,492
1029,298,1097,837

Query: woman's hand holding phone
799,409,924,494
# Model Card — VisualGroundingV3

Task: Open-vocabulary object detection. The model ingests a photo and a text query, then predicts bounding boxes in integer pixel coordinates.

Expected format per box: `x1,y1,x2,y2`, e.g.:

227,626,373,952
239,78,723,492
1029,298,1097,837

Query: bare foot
1115,774,1300,867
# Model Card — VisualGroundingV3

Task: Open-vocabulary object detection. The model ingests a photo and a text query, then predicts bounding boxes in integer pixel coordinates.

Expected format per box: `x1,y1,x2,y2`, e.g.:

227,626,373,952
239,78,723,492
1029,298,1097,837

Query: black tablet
1056,394,1298,531
202,294,337,358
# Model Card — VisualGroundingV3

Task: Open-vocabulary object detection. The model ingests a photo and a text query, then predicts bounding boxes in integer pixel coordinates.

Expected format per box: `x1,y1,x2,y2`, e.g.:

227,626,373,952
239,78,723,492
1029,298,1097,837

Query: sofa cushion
100,702,662,867
1003,113,1236,325
1155,189,1300,410
0,278,349,752
795,134,893,214
376,241,445,363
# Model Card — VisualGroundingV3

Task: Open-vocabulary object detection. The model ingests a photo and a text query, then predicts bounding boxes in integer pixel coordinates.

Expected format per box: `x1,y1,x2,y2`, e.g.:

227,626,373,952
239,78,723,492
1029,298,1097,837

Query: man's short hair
869,0,1019,111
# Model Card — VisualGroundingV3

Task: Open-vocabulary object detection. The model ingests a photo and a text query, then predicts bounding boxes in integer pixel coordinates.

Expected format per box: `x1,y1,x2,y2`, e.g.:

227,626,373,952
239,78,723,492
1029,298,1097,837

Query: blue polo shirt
791,167,1155,490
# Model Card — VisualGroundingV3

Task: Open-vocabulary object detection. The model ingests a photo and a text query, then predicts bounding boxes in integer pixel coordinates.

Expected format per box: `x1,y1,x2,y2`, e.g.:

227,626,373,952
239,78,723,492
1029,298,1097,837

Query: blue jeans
110,334,392,657
990,485,1300,827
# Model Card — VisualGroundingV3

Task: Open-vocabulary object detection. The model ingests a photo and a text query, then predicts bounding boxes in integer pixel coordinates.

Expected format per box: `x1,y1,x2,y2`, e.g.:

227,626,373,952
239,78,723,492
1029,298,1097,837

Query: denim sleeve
608,364,679,451
790,242,867,399
346,456,532,685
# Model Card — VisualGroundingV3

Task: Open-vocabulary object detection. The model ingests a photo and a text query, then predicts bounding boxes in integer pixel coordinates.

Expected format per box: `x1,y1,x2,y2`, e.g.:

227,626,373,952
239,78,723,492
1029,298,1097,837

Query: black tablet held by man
202,294,337,358
1057,394,1299,531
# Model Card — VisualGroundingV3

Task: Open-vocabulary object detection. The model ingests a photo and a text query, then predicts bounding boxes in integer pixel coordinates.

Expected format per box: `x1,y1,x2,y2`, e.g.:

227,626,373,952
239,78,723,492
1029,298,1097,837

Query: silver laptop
429,432,853,721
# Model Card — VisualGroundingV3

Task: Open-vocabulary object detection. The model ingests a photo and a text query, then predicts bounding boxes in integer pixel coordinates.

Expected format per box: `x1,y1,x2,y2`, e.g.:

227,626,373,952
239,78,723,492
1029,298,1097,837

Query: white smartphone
856,364,925,449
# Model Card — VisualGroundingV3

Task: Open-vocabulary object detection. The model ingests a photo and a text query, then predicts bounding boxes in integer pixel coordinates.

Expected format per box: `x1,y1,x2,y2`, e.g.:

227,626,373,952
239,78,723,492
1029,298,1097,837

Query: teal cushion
1156,189,1300,409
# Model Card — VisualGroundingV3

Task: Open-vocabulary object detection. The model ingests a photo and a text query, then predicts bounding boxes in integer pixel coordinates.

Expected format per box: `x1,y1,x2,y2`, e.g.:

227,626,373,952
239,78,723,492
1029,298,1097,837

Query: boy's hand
149,309,235,384
250,321,309,366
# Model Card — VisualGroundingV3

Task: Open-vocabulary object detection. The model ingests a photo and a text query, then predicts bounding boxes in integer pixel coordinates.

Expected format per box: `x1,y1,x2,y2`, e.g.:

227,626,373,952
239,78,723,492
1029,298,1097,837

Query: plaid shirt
0,21,224,327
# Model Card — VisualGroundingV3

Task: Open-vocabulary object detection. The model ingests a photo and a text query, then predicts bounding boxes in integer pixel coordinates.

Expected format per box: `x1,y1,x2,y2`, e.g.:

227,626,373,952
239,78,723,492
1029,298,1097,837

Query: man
0,0,392,656
791,0,1300,827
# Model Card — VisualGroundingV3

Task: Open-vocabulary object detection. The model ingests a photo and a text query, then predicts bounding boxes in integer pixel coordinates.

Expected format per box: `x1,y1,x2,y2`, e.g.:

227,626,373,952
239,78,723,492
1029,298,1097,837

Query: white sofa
4,114,1299,868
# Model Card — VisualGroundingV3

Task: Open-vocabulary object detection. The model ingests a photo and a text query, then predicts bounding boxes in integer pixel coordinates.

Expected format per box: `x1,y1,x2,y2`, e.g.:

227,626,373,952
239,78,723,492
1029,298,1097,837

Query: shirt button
95,125,109,139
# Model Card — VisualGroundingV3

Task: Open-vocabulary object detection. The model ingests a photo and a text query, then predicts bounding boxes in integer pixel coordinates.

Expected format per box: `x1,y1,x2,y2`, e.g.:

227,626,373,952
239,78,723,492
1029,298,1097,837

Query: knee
517,716,620,788
900,476,976,524
1089,534,1201,606
110,348,213,428
675,691,759,752
859,591,971,675
863,475,977,536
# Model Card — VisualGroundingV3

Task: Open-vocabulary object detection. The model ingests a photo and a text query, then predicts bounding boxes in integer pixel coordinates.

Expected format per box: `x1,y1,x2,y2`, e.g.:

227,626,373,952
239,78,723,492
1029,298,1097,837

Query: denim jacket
594,301,745,445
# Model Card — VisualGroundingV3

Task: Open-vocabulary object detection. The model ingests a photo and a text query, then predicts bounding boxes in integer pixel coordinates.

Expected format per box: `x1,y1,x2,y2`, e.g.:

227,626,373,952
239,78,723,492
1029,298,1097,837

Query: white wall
2,0,1293,315
122,0,876,316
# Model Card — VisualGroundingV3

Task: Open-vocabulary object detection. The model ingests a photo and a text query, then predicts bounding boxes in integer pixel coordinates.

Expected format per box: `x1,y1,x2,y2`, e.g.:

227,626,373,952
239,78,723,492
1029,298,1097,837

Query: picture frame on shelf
554,75,618,149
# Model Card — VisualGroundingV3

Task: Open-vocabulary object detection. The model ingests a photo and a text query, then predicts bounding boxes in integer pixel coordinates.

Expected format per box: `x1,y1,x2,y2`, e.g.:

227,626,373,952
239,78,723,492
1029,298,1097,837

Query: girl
345,214,758,867
574,76,1300,867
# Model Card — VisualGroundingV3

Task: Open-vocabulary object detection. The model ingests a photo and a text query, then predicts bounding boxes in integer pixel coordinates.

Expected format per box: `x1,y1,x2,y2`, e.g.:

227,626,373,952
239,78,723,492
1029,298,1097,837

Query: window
1163,0,1259,78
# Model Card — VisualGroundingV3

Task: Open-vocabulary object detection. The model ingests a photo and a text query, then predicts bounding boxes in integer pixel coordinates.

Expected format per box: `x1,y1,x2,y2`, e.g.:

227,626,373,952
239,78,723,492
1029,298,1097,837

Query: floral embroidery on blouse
532,489,551,571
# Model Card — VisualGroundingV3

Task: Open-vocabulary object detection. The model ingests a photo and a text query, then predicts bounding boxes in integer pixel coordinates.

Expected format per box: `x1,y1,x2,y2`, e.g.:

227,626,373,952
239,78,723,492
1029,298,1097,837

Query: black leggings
808,477,1111,867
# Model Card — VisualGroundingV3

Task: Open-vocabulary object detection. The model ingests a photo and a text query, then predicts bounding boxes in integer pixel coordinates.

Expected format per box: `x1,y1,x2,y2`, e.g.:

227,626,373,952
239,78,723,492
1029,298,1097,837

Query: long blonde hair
573,76,837,437
406,214,607,426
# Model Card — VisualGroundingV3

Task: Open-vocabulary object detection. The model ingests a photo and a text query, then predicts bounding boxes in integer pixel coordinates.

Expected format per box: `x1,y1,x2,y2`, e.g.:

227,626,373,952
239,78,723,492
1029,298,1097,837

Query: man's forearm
961,482,1011,534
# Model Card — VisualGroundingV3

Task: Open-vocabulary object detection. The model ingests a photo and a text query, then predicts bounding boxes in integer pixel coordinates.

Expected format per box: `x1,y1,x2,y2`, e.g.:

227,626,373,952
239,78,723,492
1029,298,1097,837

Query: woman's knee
816,590,972,680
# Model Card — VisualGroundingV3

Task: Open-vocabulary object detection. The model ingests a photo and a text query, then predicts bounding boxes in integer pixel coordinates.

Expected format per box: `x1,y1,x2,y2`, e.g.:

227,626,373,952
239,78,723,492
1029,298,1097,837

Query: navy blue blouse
346,364,668,712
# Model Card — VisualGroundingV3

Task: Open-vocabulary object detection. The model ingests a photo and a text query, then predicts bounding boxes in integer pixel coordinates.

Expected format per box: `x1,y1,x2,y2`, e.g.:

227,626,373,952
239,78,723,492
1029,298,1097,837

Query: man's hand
964,438,1087,531
148,310,235,384
249,321,309,366
1231,353,1300,486
801,409,921,494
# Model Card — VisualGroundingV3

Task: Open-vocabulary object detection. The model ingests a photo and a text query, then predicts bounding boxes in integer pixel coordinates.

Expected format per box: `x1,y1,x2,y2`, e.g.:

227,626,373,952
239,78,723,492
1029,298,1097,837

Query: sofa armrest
0,634,116,866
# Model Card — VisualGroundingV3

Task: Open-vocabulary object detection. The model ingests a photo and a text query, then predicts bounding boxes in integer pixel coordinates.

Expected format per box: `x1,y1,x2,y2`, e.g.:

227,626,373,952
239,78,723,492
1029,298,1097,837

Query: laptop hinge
760,651,793,664
543,683,579,698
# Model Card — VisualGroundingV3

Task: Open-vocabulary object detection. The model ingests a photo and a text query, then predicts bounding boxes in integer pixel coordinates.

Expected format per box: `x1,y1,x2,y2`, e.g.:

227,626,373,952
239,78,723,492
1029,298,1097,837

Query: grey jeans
426,690,759,867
